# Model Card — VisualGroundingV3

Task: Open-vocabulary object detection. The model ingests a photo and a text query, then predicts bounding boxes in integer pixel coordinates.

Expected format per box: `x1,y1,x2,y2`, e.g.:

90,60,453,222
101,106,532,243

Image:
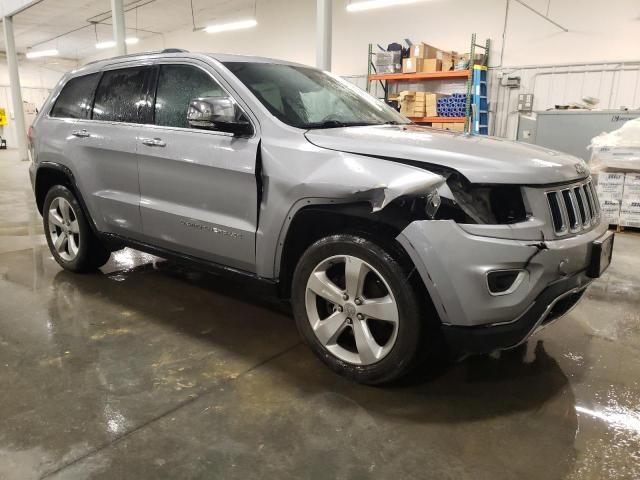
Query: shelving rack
465,33,490,134
366,34,490,134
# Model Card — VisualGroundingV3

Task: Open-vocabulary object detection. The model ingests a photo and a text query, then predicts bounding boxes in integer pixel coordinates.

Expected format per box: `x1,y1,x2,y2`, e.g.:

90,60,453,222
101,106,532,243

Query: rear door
71,65,152,237
135,61,259,272
39,72,100,208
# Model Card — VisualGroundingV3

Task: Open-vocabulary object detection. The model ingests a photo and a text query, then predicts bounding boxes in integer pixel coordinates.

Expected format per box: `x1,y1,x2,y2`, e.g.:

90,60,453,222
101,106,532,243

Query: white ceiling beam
0,0,43,18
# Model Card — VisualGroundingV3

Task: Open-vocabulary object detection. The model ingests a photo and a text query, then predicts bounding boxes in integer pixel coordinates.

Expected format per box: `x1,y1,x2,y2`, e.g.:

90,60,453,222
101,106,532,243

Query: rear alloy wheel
48,196,81,262
43,185,111,273
292,234,424,384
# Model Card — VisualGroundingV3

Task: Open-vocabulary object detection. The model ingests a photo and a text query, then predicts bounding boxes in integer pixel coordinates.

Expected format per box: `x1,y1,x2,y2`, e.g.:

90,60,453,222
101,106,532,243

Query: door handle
71,129,90,138
141,137,166,147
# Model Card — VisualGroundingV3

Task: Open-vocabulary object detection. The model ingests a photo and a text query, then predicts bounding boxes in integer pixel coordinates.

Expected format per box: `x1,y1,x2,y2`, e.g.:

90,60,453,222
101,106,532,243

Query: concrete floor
1,149,639,480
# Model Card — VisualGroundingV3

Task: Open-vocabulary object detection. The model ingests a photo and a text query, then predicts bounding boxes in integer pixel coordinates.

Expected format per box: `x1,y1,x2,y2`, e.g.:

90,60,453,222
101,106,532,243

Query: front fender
292,151,445,212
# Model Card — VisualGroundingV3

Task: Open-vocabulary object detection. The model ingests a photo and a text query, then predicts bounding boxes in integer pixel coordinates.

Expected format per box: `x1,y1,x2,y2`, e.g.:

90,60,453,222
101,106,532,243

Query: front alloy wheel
292,234,425,385
305,255,399,365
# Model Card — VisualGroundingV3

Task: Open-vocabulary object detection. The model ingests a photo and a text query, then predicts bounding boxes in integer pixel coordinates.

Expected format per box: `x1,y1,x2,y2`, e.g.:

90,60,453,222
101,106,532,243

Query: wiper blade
305,120,373,129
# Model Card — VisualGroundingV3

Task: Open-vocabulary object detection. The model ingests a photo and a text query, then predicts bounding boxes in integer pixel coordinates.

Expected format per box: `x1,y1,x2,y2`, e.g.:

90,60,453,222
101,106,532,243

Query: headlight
444,176,527,224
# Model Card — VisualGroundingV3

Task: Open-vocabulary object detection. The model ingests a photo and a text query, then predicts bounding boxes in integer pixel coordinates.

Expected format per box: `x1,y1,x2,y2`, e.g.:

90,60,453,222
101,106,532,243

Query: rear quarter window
50,73,100,119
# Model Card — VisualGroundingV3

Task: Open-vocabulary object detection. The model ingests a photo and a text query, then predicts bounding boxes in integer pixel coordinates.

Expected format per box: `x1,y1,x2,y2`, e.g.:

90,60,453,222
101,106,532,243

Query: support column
316,0,332,71
2,15,28,161
111,0,127,55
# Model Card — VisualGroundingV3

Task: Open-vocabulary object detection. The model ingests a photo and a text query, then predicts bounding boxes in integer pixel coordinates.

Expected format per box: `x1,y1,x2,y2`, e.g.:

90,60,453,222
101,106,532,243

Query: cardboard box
398,91,426,117
624,173,640,186
619,215,640,228
402,57,423,73
424,93,447,106
438,51,458,71
597,172,625,185
619,195,640,226
400,104,425,117
591,147,640,173
596,173,625,201
410,42,439,59
621,197,640,212
623,185,640,199
420,58,442,73
398,91,441,117
600,199,622,225
431,122,443,129
455,52,484,69
446,123,465,132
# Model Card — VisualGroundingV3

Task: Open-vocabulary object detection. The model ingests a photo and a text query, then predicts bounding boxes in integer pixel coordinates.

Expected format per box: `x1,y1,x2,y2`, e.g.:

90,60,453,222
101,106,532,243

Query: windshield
223,62,409,129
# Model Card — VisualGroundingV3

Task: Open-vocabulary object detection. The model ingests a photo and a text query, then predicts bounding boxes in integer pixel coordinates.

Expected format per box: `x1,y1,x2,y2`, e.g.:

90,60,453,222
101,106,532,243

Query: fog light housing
486,270,526,296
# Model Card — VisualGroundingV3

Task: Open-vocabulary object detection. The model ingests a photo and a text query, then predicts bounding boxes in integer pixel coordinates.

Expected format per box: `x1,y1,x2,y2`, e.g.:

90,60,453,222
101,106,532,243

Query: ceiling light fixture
95,37,139,49
26,49,59,59
203,19,257,34
346,0,427,12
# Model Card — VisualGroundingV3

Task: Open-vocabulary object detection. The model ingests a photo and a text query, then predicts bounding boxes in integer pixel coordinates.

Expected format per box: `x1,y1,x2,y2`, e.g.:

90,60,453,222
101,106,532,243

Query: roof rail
84,49,190,66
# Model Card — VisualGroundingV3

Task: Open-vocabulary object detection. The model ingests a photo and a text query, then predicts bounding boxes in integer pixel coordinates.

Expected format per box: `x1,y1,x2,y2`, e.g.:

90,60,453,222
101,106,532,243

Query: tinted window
92,67,149,123
154,64,223,128
50,73,100,119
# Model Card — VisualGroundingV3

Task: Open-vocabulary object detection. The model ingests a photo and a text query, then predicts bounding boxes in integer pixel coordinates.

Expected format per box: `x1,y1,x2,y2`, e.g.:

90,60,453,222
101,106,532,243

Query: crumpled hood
304,124,588,185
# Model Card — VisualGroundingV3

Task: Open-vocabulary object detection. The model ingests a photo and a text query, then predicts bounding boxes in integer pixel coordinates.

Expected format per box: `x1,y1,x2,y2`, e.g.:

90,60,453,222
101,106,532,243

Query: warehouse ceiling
1,0,257,59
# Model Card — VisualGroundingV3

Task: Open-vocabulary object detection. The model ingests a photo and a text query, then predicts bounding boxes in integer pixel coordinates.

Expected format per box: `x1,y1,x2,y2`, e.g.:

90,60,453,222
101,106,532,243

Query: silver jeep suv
29,50,614,384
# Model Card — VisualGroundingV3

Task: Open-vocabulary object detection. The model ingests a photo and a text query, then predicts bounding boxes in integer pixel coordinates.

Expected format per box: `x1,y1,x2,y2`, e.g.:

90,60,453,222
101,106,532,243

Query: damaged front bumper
396,219,609,353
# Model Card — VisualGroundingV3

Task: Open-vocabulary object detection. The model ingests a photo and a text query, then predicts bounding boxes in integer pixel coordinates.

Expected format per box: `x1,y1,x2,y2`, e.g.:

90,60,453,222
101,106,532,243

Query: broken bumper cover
440,271,591,353
396,219,608,352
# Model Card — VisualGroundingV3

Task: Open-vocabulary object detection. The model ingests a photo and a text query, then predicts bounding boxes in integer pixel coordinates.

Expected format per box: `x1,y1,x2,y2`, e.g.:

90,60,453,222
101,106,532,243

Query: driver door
136,62,259,272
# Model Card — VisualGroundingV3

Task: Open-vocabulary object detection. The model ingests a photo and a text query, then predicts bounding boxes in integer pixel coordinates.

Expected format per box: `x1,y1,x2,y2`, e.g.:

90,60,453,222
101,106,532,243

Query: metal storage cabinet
516,110,640,161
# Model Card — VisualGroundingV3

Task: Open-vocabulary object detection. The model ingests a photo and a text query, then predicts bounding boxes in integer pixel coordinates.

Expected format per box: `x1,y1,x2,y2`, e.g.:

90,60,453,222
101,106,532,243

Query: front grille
546,178,600,236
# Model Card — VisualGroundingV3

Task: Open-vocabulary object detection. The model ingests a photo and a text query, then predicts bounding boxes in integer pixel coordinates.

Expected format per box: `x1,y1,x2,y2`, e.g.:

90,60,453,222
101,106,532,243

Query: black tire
291,234,427,385
43,185,111,273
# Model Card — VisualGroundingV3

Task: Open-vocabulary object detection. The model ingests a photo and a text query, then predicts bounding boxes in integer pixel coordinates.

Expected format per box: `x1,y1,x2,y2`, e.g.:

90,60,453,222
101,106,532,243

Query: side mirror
187,97,253,136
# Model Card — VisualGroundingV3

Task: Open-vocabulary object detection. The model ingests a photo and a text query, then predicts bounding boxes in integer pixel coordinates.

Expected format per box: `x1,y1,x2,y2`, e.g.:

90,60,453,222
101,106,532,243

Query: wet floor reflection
0,243,638,479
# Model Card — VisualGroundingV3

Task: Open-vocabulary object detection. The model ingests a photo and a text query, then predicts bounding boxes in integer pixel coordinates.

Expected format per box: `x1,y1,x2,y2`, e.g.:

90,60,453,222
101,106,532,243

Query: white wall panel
489,62,640,139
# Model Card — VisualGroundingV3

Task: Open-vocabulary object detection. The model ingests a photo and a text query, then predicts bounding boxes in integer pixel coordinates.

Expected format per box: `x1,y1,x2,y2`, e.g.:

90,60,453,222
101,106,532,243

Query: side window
92,67,150,123
154,64,224,128
50,73,100,119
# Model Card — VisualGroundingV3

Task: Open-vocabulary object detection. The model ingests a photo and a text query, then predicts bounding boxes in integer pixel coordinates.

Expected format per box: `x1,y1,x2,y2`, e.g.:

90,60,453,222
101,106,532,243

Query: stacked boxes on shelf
620,173,640,227
402,42,455,74
437,93,467,117
399,91,443,117
399,91,424,117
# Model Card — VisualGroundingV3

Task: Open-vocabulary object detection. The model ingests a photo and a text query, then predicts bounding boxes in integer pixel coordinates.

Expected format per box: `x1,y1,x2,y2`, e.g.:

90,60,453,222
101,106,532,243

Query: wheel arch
34,162,99,235
34,162,77,214
276,200,427,302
